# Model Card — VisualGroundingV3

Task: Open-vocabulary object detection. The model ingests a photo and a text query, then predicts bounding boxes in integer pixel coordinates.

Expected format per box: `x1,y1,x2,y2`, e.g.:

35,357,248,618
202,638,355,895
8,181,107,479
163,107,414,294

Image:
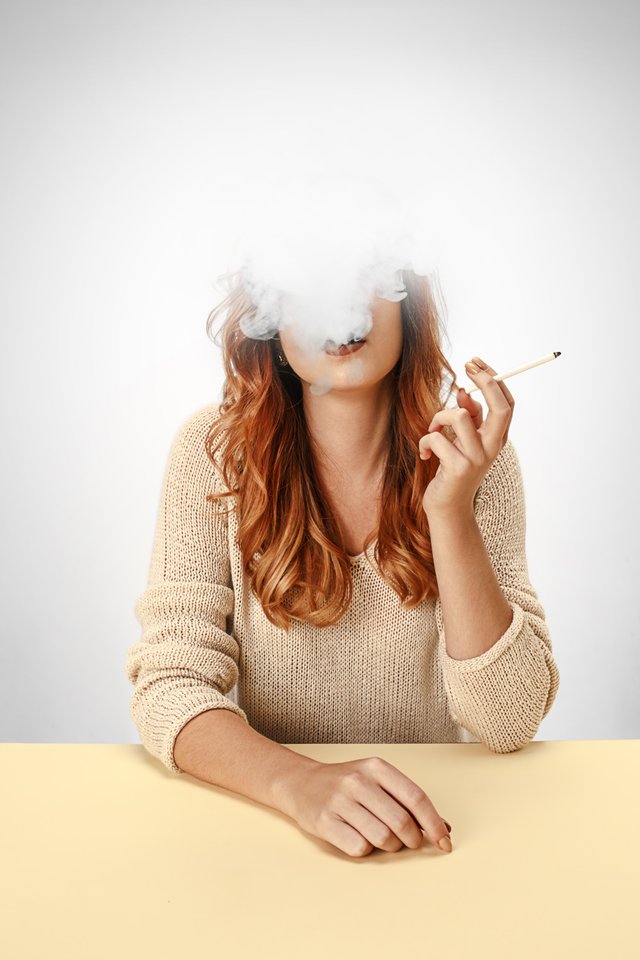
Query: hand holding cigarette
419,354,515,516
418,351,561,516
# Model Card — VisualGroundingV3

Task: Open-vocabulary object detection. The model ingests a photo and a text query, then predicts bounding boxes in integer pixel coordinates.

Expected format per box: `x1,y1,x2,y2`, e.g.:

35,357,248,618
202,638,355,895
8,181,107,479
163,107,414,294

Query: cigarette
464,351,561,395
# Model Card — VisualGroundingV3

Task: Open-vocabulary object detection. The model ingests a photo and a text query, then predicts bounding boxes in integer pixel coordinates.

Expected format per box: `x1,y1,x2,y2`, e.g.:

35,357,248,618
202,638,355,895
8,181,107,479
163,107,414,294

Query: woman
126,268,560,858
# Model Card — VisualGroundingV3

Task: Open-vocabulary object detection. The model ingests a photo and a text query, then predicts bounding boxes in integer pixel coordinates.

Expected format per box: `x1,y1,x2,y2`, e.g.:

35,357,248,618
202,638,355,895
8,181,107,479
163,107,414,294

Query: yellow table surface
2,739,639,959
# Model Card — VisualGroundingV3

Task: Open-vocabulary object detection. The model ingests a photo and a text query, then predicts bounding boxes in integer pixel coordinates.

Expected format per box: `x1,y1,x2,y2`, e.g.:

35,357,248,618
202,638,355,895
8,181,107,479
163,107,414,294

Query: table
2,739,638,959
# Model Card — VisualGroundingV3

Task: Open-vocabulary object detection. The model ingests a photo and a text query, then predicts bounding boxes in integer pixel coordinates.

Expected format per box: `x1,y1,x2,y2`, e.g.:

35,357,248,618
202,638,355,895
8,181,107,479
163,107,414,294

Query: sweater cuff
131,684,249,775
435,598,525,674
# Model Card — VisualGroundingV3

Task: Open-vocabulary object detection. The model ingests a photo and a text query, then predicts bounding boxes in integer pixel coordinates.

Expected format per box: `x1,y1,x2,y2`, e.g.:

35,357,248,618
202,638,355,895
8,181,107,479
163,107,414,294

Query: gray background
1,0,638,749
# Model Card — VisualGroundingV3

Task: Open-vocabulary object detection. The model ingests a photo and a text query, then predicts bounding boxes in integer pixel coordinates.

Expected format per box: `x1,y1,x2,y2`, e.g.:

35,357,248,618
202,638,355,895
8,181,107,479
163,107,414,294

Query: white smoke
214,170,436,393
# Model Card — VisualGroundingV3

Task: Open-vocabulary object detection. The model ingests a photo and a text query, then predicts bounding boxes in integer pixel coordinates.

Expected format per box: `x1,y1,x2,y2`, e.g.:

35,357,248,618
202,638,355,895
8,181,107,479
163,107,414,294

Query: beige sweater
125,403,560,774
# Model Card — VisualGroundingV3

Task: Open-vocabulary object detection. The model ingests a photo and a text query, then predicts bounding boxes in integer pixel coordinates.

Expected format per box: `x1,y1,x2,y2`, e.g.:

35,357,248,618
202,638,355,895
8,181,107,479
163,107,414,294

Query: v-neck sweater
125,402,560,774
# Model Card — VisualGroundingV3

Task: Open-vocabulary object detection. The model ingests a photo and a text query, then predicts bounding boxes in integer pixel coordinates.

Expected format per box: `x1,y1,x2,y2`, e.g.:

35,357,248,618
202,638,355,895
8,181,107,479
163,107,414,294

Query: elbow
485,733,534,755
483,685,556,755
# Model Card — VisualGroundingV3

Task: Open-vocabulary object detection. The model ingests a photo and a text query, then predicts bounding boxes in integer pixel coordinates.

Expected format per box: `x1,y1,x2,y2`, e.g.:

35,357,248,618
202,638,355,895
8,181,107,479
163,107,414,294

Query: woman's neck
302,378,394,488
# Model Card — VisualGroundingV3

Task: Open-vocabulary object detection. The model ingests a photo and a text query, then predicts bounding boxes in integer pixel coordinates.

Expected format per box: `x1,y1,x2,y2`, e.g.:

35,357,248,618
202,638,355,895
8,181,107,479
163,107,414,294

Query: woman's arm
173,707,319,815
125,403,318,787
429,505,513,661
429,440,560,753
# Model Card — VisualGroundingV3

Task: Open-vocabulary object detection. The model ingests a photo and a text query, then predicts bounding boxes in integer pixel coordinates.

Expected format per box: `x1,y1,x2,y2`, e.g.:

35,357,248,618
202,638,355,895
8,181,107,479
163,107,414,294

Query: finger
352,782,425,850
457,387,484,430
464,359,511,454
336,797,409,852
329,817,375,859
424,407,484,463
419,426,469,470
470,357,514,445
471,356,515,410
366,757,453,852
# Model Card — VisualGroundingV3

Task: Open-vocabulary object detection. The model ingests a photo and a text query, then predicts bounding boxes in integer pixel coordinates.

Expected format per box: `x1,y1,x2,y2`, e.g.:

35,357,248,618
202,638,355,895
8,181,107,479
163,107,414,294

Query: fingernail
438,835,453,852
471,356,487,369
465,361,480,373
457,387,466,396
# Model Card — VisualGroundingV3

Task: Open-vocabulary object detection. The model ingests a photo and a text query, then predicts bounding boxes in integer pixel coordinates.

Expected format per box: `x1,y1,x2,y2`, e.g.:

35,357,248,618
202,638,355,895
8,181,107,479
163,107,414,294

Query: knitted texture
125,403,560,773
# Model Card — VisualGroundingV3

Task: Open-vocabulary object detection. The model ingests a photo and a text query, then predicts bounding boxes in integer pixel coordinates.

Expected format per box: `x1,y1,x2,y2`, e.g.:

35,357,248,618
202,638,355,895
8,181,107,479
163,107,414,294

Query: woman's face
276,295,403,393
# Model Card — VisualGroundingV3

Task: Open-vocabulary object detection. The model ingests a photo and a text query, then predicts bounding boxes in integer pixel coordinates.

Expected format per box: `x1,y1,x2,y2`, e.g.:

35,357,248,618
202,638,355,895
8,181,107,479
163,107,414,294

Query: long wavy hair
204,268,460,631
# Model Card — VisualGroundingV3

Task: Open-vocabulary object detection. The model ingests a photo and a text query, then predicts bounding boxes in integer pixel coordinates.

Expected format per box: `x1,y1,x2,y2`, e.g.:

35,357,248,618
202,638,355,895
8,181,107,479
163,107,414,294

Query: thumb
457,386,483,429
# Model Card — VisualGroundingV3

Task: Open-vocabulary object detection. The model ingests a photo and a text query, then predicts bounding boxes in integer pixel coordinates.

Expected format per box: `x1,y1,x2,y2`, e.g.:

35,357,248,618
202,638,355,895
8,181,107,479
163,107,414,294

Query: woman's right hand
278,756,453,858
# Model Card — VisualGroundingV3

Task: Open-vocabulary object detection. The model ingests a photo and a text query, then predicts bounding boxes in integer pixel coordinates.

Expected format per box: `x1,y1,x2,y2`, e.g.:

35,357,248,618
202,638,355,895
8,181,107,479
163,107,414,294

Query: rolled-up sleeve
435,439,560,754
125,404,249,775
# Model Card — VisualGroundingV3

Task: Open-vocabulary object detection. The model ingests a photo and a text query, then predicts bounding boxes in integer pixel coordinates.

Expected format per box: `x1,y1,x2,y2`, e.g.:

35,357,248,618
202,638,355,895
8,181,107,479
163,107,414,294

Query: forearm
428,506,513,661
173,708,320,816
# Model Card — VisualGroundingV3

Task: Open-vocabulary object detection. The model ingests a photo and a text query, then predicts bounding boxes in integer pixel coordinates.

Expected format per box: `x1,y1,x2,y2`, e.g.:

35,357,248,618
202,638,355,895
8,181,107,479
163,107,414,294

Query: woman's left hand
419,357,515,518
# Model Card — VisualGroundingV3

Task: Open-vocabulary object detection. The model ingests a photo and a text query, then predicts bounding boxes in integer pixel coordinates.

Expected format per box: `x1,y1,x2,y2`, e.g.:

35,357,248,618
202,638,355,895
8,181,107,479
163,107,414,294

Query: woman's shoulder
174,400,223,436
163,402,229,485
168,401,225,455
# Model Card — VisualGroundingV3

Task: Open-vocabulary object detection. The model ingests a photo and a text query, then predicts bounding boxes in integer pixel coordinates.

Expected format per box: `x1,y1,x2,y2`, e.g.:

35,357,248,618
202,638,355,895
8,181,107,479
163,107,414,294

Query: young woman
126,268,560,859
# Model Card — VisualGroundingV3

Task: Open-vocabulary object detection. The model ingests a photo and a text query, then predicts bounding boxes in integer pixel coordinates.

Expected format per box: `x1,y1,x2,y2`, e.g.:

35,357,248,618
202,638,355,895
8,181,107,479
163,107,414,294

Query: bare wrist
270,751,322,818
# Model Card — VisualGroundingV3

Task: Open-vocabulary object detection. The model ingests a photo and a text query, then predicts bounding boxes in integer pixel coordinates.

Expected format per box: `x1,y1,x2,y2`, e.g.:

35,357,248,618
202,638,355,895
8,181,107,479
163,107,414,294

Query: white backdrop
1,0,638,749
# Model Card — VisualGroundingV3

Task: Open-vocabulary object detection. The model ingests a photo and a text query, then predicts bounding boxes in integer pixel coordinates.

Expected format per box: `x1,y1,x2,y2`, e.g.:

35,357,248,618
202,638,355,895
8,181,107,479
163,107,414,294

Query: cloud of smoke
214,169,437,393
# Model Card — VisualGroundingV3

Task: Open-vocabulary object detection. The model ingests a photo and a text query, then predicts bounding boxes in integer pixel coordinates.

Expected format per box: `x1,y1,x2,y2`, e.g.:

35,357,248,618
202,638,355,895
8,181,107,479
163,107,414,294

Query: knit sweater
125,402,560,774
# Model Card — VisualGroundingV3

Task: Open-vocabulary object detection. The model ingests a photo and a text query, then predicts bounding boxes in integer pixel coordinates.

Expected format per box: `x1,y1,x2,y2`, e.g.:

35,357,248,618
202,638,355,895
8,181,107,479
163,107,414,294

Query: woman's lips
324,339,366,357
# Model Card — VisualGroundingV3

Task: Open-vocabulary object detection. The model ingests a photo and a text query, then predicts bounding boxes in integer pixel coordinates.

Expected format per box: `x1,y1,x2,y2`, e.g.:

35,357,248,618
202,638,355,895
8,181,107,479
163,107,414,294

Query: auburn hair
204,268,460,631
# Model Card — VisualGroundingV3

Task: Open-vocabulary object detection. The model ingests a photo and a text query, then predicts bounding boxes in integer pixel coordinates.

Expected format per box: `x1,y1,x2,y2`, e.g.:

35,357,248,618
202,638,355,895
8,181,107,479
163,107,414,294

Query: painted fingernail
465,361,480,373
438,835,453,852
